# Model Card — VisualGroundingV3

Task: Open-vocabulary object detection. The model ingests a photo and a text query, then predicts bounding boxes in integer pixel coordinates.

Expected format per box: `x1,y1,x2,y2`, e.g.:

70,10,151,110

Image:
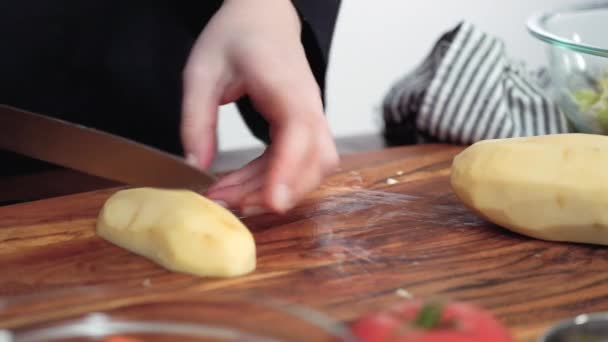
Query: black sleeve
291,0,342,61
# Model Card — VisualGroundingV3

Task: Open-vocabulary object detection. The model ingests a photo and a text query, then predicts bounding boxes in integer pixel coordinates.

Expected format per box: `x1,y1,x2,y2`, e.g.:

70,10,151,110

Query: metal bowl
539,312,608,342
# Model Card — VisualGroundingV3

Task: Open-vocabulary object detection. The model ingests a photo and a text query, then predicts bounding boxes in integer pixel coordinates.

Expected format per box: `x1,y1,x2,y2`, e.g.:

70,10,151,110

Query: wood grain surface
1,144,607,341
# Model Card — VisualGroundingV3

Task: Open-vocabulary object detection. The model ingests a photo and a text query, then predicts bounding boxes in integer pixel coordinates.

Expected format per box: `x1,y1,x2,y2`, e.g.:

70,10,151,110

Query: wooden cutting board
2,144,608,341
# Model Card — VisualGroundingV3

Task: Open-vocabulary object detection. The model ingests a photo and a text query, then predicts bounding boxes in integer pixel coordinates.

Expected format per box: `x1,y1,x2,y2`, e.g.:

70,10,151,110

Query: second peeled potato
450,133,608,245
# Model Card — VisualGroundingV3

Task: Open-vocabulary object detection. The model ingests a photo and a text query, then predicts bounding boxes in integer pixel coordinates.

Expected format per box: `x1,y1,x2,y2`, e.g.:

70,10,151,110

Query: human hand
181,0,339,215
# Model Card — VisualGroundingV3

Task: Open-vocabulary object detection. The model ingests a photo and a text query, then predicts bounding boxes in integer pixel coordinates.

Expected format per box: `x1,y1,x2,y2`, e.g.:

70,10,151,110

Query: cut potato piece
451,133,608,245
96,188,256,277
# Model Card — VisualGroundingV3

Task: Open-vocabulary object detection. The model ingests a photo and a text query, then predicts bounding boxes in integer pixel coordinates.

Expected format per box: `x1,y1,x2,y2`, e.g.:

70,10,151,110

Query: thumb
180,73,220,169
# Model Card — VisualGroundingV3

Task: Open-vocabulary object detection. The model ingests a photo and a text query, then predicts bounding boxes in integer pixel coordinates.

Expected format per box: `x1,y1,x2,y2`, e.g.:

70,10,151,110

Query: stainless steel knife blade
0,105,216,192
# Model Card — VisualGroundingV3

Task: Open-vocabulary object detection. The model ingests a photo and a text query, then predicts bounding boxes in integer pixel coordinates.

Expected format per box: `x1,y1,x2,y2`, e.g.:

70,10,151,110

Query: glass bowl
0,290,355,342
528,1,608,134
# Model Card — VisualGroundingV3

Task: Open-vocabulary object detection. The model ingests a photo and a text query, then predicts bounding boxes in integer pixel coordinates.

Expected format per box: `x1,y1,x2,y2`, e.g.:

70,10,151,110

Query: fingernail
272,183,292,212
241,206,267,217
186,153,198,167
213,200,228,208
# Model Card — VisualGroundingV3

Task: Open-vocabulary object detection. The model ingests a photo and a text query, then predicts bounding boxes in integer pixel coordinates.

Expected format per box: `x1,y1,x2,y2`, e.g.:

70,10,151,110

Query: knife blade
0,104,216,192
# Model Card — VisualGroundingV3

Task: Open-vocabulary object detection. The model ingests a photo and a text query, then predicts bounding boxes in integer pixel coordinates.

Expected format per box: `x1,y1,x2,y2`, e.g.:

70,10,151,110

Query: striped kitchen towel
382,21,571,146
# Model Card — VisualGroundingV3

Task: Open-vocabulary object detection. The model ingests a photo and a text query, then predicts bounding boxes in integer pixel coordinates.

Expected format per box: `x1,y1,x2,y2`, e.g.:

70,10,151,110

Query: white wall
217,0,576,151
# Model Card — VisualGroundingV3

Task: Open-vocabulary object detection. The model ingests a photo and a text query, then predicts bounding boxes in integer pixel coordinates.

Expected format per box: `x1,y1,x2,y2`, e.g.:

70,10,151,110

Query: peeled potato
96,188,256,277
450,133,608,245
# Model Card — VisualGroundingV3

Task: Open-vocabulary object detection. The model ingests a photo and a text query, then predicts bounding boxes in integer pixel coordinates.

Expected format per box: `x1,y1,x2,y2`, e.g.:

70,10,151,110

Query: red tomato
350,299,512,342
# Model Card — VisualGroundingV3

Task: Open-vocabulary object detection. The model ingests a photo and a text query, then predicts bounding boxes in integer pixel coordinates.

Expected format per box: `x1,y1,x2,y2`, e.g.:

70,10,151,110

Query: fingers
264,118,340,213
245,63,339,213
314,118,341,172
207,154,267,192
208,176,265,209
181,61,223,169
206,155,267,207
263,121,314,212
205,116,339,215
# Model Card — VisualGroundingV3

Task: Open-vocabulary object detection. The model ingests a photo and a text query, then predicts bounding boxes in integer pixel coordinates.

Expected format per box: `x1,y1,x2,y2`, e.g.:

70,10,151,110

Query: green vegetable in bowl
572,73,608,134
573,89,600,112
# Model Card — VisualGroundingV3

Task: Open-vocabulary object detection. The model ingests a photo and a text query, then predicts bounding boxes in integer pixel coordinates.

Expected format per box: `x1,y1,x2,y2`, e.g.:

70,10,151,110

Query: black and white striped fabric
382,21,570,146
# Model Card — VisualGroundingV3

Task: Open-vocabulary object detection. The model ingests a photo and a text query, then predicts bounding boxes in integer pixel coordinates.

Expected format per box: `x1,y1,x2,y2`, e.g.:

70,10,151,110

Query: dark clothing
0,0,340,176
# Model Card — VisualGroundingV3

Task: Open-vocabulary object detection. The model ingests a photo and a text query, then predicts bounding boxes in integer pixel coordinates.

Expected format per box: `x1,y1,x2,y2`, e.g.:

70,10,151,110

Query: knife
0,105,216,192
